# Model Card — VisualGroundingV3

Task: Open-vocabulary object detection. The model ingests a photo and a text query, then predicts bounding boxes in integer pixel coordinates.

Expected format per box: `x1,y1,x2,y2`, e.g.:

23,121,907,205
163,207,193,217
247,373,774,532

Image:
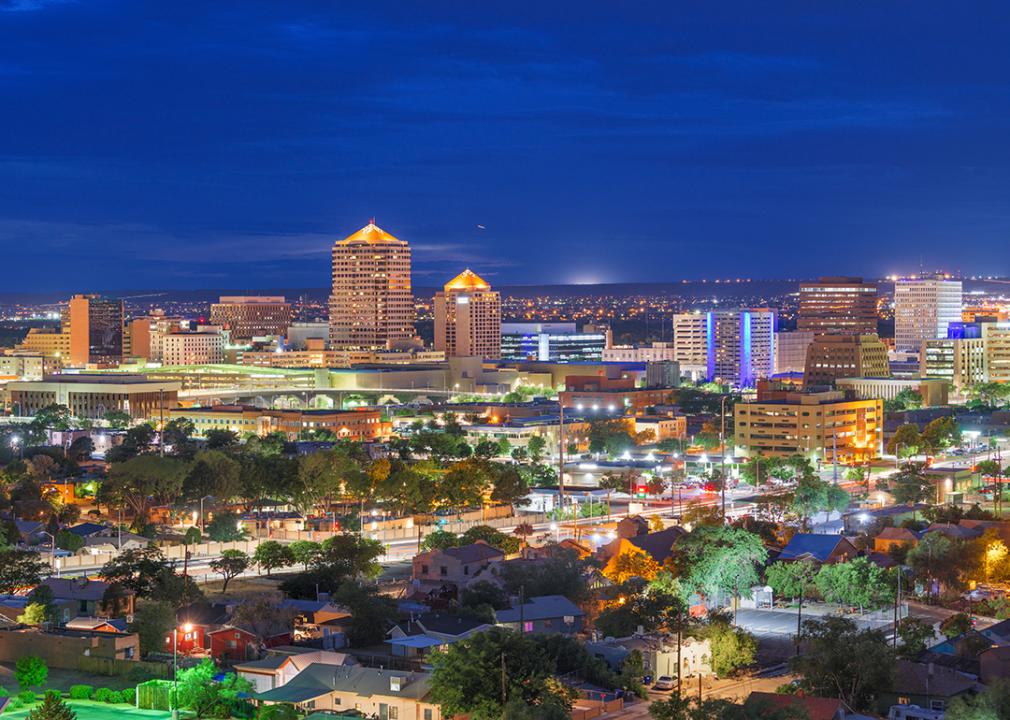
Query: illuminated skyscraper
210,296,291,342
894,276,962,353
797,277,878,335
67,294,124,366
434,269,501,359
329,221,415,350
706,309,775,388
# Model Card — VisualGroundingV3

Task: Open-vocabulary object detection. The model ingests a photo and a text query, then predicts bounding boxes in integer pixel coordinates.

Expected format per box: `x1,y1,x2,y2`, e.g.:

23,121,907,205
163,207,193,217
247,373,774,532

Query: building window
523,621,534,632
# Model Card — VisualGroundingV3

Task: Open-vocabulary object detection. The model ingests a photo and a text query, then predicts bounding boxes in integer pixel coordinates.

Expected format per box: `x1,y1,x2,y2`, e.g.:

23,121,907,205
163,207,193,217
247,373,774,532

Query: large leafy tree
765,559,817,601
129,600,177,656
175,658,253,718
813,558,893,612
103,454,187,521
210,550,250,592
887,424,923,456
674,525,767,603
790,616,895,711
253,540,294,575
907,531,968,598
0,549,48,594
183,450,241,502
884,462,934,506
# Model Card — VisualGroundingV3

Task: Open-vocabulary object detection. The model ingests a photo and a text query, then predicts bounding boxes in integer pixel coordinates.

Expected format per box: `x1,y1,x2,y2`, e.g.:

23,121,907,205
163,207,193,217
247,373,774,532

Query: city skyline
3,3,1010,289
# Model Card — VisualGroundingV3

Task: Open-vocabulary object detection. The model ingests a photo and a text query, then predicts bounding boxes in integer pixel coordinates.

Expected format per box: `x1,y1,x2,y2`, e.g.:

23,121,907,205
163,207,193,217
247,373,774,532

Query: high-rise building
210,296,291,342
672,312,709,379
797,277,878,335
921,337,987,393
894,276,963,353
329,222,415,350
434,269,501,359
500,323,607,362
803,334,890,387
982,322,1010,383
67,294,124,366
705,309,775,388
160,330,226,366
14,328,71,362
774,330,815,375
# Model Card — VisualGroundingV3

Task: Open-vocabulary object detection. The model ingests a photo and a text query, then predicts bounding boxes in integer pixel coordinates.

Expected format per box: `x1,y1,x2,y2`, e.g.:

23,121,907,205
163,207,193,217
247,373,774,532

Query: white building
160,330,225,366
672,313,708,379
894,276,962,353
603,342,678,363
706,309,775,388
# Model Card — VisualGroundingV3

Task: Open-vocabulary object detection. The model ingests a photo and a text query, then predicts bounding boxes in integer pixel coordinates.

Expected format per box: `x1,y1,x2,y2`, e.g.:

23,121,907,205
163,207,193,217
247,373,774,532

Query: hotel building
433,269,501,359
672,312,708,378
210,296,292,342
705,309,775,388
329,222,415,350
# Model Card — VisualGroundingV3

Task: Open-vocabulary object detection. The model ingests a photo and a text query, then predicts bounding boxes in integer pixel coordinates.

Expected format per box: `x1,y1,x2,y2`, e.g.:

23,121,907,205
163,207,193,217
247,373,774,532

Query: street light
172,622,193,720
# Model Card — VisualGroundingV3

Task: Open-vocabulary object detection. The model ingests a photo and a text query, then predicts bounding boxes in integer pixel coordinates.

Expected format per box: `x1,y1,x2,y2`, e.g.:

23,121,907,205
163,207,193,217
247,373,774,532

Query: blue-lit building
705,309,775,388
500,322,608,362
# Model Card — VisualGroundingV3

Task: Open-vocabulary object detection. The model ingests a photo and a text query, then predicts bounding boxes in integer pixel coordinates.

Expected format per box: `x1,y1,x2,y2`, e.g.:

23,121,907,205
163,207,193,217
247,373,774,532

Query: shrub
6,698,24,712
0,687,8,698
68,685,93,700
117,688,136,705
261,704,299,720
17,690,36,705
14,657,47,690
93,688,116,703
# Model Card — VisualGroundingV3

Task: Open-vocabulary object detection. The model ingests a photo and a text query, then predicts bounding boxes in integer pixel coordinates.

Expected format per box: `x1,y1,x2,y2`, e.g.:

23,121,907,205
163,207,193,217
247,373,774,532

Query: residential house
66,522,150,556
842,504,929,534
598,526,686,575
494,595,584,635
208,625,263,663
64,617,129,634
874,527,921,554
0,626,140,666
235,650,356,693
979,646,1010,684
279,599,351,643
588,634,712,680
411,541,505,590
388,613,490,658
776,534,858,564
744,692,845,720
878,660,982,715
980,617,1010,646
165,602,231,656
256,663,443,720
924,523,983,542
42,578,135,619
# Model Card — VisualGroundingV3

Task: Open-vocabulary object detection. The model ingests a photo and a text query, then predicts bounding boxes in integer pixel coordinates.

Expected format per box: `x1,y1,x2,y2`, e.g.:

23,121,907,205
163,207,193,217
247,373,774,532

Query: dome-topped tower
329,221,415,350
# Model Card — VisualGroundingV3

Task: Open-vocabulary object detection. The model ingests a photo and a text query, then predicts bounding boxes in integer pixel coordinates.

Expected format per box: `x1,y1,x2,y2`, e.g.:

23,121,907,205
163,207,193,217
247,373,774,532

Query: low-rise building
494,595,584,635
559,375,671,414
835,377,948,406
235,650,356,693
776,534,858,564
166,405,388,442
411,542,505,589
8,374,180,420
734,391,882,463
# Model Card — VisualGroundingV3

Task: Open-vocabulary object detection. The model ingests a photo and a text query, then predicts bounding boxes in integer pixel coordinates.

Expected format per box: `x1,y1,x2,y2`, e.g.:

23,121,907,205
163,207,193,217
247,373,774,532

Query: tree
921,416,960,454
527,435,547,463
907,531,968,597
205,510,245,541
790,616,894,711
512,522,535,549
280,535,384,598
814,558,893,612
211,550,250,592
0,548,48,594
499,548,589,601
887,424,923,456
699,619,758,676
461,580,511,611
100,546,200,605
461,524,521,554
253,540,294,575
884,388,923,413
103,410,132,429
205,429,239,449
174,658,253,718
55,529,83,552
17,602,48,626
103,455,187,521
228,594,298,642
332,581,399,646
27,691,76,720
287,540,321,569
429,627,579,719
183,450,241,503
15,655,48,689
674,525,768,603
130,600,177,656
885,462,934,506
897,617,936,659
604,547,661,584
66,436,94,462
940,612,972,639
945,678,1010,720
765,559,817,601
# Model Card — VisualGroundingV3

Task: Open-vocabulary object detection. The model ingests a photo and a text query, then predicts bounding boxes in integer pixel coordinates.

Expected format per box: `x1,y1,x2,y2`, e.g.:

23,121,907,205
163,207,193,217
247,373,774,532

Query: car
653,676,677,691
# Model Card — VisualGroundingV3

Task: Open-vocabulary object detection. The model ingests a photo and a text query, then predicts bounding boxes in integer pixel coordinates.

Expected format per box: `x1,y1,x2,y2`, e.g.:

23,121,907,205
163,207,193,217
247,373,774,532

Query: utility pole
720,396,727,520
893,569,902,648
558,403,565,538
159,388,165,457
676,603,683,699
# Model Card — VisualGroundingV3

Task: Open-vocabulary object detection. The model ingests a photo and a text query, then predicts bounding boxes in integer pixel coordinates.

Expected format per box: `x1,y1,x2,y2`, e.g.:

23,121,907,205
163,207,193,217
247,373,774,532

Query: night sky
2,1,1010,291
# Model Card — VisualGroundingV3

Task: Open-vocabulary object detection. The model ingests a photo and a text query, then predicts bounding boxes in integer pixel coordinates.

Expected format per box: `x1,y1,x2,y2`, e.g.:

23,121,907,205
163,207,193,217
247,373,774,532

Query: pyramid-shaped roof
444,268,491,292
336,221,404,246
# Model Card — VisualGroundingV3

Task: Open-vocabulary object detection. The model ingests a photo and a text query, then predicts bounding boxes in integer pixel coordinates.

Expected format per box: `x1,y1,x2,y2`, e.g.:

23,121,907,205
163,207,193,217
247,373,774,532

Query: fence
56,539,266,573
78,656,171,679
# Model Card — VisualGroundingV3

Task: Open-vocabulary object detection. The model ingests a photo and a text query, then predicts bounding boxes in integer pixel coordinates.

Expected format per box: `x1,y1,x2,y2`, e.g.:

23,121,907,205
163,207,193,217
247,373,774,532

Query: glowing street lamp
172,622,194,720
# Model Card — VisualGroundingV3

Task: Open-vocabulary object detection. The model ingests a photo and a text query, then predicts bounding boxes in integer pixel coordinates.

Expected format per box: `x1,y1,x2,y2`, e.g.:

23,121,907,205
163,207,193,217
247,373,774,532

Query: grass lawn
4,700,172,720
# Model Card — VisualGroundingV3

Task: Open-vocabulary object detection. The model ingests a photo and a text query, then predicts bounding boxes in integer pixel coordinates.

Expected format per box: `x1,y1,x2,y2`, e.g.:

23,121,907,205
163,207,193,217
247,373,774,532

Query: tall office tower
329,221,415,350
921,338,987,394
672,312,709,379
982,322,1010,383
797,277,879,335
705,309,776,388
803,334,890,387
67,294,124,366
894,275,963,353
433,269,501,359
210,296,292,342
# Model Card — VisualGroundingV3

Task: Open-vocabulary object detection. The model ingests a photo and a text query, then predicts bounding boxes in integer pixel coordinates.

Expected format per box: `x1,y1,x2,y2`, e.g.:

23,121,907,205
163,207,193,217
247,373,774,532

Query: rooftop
336,221,405,246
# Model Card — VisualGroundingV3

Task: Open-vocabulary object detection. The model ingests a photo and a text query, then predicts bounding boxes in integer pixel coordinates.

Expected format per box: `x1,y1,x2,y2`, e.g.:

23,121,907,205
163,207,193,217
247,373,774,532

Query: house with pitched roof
879,659,982,714
235,649,356,693
411,541,505,589
597,526,686,577
745,692,845,720
776,533,858,564
255,663,443,720
874,526,922,554
387,612,491,658
494,595,584,635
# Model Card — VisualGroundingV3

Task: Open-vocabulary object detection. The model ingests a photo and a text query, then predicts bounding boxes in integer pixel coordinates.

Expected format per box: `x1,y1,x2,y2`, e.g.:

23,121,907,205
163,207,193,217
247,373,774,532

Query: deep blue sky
2,1,1010,291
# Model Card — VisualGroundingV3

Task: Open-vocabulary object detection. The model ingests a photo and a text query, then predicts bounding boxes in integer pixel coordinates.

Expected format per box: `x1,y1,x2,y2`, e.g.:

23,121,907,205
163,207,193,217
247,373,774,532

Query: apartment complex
797,277,878,335
329,222,414,350
500,323,607,362
166,405,388,442
893,276,963,353
14,328,71,361
735,391,882,462
7,374,180,420
433,269,501,359
672,313,708,378
705,309,775,388
67,294,124,366
803,334,890,387
210,296,292,342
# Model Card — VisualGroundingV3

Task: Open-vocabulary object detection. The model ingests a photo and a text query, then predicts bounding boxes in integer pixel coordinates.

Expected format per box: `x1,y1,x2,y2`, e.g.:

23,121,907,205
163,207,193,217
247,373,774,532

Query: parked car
653,676,677,691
